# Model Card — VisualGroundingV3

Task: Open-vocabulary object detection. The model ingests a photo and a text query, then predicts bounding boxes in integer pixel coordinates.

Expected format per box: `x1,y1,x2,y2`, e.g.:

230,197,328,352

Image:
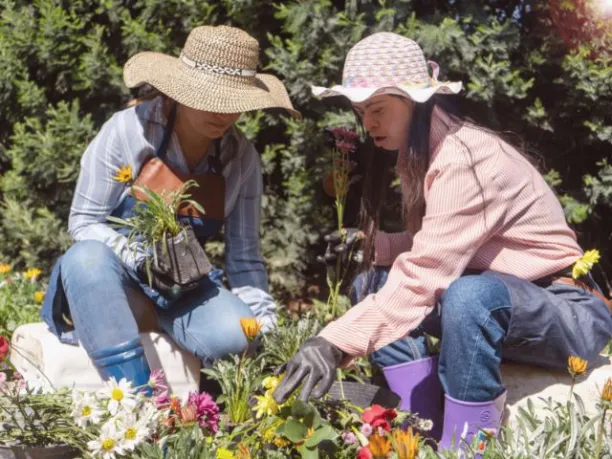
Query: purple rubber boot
382,356,444,440
439,390,507,455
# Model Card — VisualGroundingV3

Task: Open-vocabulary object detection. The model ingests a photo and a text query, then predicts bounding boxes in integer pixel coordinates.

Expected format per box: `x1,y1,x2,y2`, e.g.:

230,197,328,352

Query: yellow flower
254,390,280,418
24,268,42,281
262,375,282,391
273,436,291,448
113,165,133,183
34,291,45,304
602,377,612,402
239,317,263,341
0,264,11,275
369,432,392,458
392,427,420,459
568,356,588,377
216,448,236,459
572,249,600,279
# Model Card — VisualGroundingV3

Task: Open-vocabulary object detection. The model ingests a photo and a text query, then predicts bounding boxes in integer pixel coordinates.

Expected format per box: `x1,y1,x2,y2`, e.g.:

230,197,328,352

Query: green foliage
0,270,46,340
1,0,611,302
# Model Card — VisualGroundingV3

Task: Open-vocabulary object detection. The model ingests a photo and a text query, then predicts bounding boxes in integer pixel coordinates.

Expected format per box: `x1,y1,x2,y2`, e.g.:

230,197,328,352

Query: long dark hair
357,94,534,272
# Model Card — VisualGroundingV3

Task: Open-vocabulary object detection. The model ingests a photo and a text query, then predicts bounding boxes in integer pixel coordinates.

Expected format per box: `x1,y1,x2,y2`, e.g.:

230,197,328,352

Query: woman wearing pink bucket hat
273,32,612,452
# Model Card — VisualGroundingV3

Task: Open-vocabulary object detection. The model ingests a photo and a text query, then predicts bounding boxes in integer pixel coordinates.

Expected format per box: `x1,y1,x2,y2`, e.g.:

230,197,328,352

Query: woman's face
353,95,414,151
178,104,241,139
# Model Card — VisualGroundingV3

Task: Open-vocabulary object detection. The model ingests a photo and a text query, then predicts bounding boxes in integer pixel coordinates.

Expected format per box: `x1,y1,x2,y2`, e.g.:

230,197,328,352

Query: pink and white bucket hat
312,32,462,103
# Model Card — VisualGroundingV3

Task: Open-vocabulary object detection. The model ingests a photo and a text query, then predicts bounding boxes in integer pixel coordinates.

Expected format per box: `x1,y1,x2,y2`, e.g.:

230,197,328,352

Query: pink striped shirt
319,107,583,357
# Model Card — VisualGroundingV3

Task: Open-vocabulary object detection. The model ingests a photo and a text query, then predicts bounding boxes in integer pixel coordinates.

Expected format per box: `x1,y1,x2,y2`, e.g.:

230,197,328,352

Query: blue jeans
352,266,612,402
60,240,254,366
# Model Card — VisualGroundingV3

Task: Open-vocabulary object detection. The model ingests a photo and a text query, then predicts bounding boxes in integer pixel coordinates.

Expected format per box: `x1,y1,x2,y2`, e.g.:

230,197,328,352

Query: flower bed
0,311,610,458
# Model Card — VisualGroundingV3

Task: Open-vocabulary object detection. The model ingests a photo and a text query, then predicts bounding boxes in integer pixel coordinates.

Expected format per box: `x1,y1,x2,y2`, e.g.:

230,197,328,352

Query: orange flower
240,317,263,341
0,263,11,275
568,356,588,377
237,443,251,459
180,404,197,425
392,427,420,459
368,432,391,458
602,377,612,402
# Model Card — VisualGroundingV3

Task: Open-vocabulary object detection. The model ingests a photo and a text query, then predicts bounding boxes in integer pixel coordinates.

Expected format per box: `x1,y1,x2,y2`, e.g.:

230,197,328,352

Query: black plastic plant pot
154,225,212,286
0,445,79,459
326,381,401,409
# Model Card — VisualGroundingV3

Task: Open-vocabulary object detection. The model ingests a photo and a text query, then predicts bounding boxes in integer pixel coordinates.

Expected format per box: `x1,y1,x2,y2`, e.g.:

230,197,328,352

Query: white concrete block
501,356,612,427
9,322,200,399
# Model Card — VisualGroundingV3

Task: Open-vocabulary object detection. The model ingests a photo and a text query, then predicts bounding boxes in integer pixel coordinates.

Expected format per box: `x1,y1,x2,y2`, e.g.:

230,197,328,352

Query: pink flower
154,390,170,408
148,368,168,393
360,423,373,437
362,404,397,432
342,431,358,444
357,446,373,459
187,391,220,433
335,140,356,153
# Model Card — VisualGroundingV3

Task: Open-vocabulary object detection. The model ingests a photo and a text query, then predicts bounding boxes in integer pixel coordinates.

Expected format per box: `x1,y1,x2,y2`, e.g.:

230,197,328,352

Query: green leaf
304,425,338,448
276,418,308,443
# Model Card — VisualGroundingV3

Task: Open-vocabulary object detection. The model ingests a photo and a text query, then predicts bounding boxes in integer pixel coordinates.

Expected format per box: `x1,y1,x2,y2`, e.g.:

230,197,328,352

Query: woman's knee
178,290,255,361
61,240,120,277
441,274,511,329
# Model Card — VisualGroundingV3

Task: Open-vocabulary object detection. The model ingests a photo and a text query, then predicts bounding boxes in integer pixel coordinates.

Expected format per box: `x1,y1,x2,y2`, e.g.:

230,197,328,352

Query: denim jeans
60,240,254,366
351,266,612,402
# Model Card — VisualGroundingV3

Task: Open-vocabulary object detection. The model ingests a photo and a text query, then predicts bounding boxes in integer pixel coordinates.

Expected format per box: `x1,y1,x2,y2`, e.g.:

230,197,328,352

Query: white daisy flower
71,391,104,428
115,412,151,451
98,378,137,415
138,401,162,430
87,420,124,459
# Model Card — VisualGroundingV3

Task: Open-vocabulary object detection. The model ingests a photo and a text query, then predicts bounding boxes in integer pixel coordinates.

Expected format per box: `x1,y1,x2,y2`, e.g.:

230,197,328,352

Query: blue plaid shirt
68,96,276,330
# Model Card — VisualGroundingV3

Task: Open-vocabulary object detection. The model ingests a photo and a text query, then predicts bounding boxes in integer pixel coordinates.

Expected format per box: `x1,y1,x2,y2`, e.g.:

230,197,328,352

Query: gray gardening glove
316,227,364,267
272,336,345,403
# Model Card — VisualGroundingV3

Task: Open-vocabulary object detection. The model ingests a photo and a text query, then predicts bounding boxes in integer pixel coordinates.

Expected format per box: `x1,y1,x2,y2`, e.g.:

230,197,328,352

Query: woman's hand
272,336,345,403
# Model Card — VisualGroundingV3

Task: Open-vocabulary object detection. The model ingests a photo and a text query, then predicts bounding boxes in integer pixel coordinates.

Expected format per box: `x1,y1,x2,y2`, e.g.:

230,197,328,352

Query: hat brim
124,52,300,119
311,81,463,104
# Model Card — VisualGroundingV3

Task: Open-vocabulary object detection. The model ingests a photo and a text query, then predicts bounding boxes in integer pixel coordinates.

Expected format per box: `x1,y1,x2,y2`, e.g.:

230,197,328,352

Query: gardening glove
316,227,364,267
272,336,345,404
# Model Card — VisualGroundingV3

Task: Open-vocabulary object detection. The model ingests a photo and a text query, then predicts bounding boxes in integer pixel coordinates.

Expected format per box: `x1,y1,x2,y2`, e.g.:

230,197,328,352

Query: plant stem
594,407,608,458
568,377,576,400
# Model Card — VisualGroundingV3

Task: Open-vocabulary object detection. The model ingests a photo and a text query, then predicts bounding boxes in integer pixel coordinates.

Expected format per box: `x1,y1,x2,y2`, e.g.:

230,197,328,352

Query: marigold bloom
34,291,45,304
602,377,612,402
572,249,600,279
568,356,588,377
0,264,11,275
24,268,42,281
237,443,251,459
113,164,133,183
240,317,263,340
368,432,391,458
392,427,420,459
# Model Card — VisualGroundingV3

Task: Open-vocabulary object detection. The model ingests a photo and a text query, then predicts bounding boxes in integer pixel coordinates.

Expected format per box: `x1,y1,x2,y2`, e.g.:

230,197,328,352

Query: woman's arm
68,113,148,271
224,140,277,331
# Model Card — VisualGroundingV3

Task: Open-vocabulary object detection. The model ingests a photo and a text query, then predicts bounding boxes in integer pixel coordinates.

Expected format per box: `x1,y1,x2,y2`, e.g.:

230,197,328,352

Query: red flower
362,404,397,432
0,337,9,362
357,446,373,459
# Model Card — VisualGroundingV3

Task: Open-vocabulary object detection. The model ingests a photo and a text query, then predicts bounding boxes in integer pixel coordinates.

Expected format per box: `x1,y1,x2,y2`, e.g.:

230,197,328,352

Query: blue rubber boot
89,338,151,394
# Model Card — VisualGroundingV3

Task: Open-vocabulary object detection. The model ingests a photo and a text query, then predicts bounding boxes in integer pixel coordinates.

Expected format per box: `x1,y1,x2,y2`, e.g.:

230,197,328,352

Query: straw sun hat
124,25,300,118
312,32,462,103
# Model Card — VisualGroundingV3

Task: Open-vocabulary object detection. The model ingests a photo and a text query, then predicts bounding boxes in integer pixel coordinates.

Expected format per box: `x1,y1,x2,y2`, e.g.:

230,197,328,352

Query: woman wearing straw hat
273,32,611,452
40,25,298,390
